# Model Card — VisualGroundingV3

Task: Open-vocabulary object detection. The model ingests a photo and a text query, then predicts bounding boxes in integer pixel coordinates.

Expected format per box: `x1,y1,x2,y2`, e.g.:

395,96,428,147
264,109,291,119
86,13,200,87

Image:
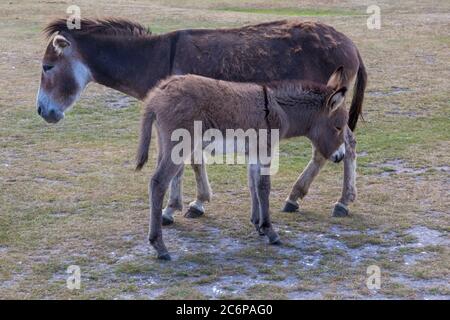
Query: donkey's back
177,20,358,83
174,20,366,130
146,75,286,133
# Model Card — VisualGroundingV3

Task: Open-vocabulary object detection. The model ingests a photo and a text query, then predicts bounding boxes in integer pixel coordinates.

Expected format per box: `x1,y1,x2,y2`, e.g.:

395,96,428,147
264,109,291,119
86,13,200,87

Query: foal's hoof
162,214,174,226
269,236,282,245
255,225,265,236
282,201,299,213
332,203,349,217
264,229,282,245
157,252,171,261
184,206,204,219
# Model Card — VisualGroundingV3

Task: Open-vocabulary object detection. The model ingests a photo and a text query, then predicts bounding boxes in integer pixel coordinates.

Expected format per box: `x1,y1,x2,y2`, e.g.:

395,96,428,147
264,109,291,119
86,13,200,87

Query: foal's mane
44,18,152,39
267,80,330,108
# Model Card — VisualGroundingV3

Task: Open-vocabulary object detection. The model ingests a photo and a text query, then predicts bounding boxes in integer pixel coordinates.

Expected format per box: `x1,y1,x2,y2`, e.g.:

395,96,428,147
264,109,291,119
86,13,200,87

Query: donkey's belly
199,129,278,164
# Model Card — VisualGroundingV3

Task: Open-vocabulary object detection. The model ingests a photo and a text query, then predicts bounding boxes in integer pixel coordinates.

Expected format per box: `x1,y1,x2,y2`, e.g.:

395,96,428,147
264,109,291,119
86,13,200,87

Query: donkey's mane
267,80,330,108
44,18,152,39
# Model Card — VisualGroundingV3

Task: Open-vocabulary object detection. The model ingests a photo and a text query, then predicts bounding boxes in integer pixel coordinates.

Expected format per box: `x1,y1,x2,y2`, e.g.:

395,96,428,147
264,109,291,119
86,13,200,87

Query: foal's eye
43,64,54,73
335,126,342,132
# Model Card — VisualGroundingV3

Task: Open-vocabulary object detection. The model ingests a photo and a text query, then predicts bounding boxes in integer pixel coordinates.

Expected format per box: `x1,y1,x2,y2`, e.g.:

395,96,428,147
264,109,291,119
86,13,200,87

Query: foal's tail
348,50,368,131
136,110,156,171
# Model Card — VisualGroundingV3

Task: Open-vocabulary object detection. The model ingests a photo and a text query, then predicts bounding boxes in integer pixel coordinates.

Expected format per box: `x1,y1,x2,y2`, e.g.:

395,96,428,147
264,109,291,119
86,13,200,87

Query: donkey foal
136,67,349,260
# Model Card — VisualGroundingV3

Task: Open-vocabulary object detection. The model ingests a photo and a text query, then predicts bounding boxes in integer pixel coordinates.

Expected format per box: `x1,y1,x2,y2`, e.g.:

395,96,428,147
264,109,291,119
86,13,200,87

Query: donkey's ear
327,87,347,113
52,35,71,55
326,66,344,90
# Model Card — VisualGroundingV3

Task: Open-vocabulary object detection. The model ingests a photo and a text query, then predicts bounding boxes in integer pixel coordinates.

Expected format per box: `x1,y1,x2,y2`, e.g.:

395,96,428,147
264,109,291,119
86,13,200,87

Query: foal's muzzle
330,144,345,163
37,103,64,124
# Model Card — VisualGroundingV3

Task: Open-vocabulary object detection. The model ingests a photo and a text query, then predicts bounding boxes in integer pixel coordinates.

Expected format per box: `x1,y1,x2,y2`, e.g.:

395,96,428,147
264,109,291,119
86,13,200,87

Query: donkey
37,18,366,223
136,67,355,260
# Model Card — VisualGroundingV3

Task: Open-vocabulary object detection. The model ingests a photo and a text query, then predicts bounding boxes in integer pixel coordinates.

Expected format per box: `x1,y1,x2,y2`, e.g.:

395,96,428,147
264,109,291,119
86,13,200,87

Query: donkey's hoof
265,230,282,245
269,236,282,245
184,206,204,219
282,201,299,213
332,203,349,217
162,214,174,226
157,252,171,261
255,226,265,236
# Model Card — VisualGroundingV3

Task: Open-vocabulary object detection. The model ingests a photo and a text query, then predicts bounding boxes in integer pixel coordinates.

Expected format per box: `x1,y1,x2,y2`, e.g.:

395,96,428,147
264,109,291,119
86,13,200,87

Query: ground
0,0,449,299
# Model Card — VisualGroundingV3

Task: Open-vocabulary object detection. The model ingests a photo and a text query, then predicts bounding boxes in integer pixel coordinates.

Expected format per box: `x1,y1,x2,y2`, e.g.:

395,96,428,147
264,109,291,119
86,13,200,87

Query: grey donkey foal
136,67,354,260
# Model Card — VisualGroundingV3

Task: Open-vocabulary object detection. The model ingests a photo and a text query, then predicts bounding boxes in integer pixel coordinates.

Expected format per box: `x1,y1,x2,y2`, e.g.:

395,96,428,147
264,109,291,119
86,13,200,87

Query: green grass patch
217,7,357,17
246,284,288,299
115,261,156,275
158,284,206,299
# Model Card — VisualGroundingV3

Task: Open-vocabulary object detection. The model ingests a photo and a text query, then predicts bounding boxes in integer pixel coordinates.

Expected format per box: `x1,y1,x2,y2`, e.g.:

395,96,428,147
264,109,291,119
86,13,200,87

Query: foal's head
36,33,92,123
308,67,349,163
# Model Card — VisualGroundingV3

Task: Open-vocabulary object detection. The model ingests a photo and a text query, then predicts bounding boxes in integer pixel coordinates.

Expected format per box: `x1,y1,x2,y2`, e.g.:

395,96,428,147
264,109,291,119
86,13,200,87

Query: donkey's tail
136,110,156,171
348,50,367,131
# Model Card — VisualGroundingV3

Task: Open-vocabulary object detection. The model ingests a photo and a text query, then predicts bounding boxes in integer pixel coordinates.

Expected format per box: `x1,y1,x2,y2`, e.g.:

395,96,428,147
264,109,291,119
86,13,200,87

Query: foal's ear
327,87,347,113
326,66,344,90
52,35,71,55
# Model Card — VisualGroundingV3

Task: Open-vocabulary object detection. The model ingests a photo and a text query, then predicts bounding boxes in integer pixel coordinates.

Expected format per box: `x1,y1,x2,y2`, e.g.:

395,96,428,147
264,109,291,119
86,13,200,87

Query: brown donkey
136,67,354,260
37,18,366,223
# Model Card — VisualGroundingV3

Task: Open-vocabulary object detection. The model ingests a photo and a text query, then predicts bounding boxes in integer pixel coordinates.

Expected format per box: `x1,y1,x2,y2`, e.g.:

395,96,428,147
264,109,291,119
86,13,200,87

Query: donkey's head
308,66,349,163
36,33,92,123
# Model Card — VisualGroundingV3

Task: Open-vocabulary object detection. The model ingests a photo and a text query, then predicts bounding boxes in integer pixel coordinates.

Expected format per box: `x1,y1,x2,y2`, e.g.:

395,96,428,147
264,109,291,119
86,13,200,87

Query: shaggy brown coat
136,69,349,259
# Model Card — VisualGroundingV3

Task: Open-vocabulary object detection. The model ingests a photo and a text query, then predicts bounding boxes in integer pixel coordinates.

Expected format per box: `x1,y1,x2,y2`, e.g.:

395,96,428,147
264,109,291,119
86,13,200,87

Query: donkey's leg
158,132,183,226
149,156,183,260
250,163,281,244
184,156,212,219
248,164,264,236
332,128,357,217
282,146,327,212
161,165,184,226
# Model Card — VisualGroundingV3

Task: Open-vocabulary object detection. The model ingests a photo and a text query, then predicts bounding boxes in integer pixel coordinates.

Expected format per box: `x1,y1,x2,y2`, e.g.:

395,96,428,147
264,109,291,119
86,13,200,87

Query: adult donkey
37,18,366,222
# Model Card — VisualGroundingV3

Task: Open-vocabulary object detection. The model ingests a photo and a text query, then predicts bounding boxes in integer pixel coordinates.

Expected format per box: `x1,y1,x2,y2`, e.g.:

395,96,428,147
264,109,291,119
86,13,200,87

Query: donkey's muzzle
332,153,344,163
330,144,345,163
37,103,64,124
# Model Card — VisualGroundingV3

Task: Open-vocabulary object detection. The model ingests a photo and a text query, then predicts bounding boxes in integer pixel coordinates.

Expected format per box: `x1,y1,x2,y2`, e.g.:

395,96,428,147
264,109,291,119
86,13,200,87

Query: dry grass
0,0,449,299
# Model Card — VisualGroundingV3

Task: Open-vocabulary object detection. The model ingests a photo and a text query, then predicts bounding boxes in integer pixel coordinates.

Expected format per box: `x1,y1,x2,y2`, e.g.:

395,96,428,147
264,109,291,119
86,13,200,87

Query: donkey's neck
276,92,325,139
77,35,172,100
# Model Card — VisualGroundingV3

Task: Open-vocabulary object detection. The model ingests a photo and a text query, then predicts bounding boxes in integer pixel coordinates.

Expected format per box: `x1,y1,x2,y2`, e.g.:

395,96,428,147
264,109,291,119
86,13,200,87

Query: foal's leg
148,155,183,260
162,155,212,223
248,164,263,236
249,163,281,244
282,145,327,212
184,157,212,218
161,165,184,226
159,131,183,226
332,128,357,217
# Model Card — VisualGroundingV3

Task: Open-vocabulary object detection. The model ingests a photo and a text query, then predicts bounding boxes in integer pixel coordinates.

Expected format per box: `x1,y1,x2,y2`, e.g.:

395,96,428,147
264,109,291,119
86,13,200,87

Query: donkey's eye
43,64,54,73
335,126,342,132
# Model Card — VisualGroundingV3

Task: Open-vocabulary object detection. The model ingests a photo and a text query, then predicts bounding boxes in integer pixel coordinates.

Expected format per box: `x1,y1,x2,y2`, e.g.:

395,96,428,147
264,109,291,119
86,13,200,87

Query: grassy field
0,0,449,299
